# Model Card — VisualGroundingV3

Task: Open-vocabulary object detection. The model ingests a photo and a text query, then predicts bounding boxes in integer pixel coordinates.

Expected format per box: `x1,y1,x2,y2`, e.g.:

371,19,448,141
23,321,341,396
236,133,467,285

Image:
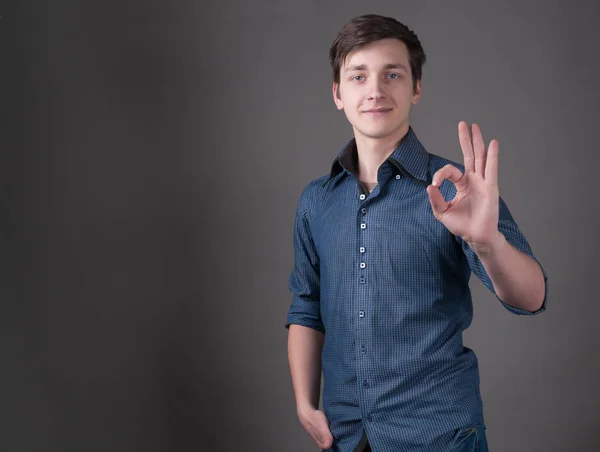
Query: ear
411,79,422,105
332,82,344,110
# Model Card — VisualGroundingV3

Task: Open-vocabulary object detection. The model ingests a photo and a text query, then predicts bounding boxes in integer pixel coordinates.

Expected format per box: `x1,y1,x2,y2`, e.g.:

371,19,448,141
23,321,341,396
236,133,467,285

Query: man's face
333,38,422,142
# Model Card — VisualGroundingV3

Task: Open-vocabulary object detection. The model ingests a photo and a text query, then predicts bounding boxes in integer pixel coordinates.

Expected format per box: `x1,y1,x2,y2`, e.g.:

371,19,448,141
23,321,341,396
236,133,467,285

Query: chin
357,126,397,140
354,116,407,138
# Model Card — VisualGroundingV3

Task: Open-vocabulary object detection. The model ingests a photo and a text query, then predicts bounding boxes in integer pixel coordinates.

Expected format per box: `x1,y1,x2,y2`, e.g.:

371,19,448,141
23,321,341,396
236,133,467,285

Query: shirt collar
324,126,430,186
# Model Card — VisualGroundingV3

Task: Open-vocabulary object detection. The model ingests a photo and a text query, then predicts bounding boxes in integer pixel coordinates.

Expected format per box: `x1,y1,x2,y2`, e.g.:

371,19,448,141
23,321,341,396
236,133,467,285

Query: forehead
343,38,410,71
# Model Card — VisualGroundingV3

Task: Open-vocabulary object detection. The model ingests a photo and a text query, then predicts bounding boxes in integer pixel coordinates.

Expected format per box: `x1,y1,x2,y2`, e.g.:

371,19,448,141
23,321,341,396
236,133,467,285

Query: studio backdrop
2,1,599,451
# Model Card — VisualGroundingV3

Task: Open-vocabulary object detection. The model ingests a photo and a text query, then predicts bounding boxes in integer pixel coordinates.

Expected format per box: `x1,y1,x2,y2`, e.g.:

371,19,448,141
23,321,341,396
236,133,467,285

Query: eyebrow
345,63,409,72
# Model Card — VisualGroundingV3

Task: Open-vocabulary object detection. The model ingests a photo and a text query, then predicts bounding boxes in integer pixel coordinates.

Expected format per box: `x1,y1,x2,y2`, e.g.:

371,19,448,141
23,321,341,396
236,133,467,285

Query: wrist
297,401,318,418
466,230,506,256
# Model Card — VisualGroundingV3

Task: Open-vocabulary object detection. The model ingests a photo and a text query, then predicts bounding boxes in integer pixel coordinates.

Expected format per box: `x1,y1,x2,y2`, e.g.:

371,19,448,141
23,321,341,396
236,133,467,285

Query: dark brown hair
329,14,427,93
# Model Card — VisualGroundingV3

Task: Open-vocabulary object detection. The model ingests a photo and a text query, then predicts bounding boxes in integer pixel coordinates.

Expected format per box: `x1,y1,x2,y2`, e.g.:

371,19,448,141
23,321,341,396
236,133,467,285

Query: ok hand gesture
427,121,501,250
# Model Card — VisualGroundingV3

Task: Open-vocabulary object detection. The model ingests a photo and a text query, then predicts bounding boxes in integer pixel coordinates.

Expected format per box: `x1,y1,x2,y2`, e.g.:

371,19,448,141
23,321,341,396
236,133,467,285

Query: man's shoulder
303,174,331,193
427,152,465,173
295,174,331,212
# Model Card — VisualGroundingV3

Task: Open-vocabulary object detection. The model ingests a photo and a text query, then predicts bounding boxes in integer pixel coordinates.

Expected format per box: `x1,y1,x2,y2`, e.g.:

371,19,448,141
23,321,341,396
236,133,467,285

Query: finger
485,139,499,186
320,431,333,449
432,164,465,190
427,184,450,218
312,427,332,449
311,411,333,449
316,415,333,448
471,123,486,175
308,426,325,448
458,121,475,173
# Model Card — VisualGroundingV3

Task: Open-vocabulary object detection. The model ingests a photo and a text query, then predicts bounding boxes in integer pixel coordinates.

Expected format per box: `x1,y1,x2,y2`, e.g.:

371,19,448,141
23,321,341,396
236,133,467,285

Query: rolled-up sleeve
285,185,324,332
458,196,548,315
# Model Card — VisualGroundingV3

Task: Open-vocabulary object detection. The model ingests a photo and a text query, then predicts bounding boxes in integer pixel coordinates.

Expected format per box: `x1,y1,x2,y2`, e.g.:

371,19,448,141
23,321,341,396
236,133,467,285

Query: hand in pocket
298,407,333,450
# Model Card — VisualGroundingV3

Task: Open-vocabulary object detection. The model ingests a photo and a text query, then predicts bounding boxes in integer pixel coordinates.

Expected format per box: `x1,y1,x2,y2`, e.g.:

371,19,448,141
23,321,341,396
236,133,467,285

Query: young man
286,14,547,452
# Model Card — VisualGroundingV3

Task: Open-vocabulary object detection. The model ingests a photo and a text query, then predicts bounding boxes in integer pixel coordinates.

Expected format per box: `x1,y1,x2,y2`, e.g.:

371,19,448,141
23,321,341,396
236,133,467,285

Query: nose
367,77,385,101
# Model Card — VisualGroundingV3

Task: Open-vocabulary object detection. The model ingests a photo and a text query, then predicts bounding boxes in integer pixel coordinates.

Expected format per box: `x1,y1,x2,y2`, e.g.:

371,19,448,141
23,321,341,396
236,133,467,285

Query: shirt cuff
285,296,325,333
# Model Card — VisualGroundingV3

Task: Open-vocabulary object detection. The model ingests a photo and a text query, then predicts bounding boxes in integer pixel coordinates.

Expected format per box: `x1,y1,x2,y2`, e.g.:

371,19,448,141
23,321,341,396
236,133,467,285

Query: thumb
314,411,333,448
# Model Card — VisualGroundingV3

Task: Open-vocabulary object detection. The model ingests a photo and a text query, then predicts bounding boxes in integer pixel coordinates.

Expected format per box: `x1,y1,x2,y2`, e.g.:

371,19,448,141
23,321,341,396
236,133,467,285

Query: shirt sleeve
285,185,325,333
457,196,548,315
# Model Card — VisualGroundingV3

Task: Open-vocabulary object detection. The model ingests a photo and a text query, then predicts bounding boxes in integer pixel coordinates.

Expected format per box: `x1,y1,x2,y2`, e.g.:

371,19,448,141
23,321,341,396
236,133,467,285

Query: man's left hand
427,121,501,252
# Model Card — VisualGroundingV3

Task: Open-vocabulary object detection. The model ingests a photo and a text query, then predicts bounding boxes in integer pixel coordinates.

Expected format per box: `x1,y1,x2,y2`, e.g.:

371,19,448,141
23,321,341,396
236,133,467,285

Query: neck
353,122,410,184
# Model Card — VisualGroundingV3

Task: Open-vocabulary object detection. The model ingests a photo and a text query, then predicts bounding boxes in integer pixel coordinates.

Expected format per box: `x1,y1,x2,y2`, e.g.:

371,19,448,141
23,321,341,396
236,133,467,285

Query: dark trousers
354,431,371,451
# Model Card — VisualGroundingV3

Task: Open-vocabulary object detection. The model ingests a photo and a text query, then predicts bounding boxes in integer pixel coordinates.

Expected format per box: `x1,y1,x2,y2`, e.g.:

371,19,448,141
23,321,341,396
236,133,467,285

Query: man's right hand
298,406,334,450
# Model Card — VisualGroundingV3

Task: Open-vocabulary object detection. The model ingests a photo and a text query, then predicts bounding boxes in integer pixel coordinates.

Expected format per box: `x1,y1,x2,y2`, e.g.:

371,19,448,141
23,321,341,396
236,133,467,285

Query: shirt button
358,310,365,318
396,174,401,179
367,415,373,422
361,345,366,353
360,247,365,253
361,208,367,215
362,380,369,389
360,278,366,284
360,262,366,269
359,194,366,200
360,223,366,229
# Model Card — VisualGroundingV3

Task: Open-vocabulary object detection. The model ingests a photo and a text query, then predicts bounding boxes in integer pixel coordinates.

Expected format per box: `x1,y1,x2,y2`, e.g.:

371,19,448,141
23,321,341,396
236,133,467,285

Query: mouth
363,108,392,116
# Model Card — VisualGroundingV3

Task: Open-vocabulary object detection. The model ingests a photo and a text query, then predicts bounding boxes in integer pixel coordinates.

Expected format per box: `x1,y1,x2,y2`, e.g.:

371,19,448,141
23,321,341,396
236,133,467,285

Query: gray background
2,0,599,451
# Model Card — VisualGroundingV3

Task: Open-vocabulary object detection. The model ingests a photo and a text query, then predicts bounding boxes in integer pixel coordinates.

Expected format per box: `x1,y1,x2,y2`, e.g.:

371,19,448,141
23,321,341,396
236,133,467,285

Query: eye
388,73,400,80
352,75,364,82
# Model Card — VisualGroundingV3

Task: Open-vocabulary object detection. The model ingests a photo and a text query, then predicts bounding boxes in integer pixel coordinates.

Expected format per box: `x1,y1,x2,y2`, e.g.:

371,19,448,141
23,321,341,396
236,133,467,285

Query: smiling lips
363,107,392,116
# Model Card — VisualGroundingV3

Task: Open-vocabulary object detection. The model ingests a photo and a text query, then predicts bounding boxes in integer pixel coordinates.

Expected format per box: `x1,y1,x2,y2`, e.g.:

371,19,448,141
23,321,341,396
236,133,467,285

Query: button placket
357,195,368,374
359,206,367,278
358,200,368,321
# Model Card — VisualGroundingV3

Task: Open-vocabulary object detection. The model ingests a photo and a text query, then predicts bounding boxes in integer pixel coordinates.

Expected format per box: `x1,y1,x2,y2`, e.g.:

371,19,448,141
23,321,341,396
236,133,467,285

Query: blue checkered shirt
286,126,548,451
